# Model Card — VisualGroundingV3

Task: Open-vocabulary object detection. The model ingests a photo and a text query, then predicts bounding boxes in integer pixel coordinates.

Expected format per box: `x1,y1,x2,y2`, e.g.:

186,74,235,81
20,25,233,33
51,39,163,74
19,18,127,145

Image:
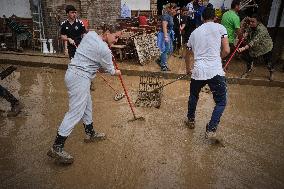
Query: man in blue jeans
184,7,230,140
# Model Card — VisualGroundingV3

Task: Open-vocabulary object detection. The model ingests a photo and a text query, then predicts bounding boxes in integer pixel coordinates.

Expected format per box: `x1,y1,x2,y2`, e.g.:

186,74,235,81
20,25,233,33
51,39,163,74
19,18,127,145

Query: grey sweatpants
58,69,93,136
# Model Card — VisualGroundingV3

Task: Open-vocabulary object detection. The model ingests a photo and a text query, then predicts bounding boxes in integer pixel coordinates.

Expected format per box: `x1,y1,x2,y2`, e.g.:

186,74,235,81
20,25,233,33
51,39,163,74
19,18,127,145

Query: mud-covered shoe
47,146,74,164
7,102,23,117
205,131,217,140
84,131,106,143
161,67,168,71
185,118,195,129
161,66,171,72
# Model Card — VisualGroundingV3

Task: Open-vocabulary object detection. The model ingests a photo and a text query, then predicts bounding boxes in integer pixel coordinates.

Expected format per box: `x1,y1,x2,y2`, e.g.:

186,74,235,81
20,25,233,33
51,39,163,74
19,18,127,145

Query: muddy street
0,66,284,189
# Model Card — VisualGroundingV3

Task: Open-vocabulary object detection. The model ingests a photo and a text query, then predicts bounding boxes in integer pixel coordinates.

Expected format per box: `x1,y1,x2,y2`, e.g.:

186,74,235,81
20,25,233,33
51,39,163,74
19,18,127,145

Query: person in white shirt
186,0,195,20
184,7,230,140
47,24,122,164
121,3,131,18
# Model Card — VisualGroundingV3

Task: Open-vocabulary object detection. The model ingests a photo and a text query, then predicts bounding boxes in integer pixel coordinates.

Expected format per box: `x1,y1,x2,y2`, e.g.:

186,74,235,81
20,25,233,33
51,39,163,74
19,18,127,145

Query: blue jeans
187,75,227,132
160,41,171,68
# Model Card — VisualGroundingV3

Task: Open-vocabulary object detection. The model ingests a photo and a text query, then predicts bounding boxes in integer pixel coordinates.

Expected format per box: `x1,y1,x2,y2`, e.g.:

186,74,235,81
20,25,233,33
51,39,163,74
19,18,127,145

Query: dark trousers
242,51,274,71
173,31,181,51
187,75,227,132
67,45,76,60
184,19,196,44
0,85,18,106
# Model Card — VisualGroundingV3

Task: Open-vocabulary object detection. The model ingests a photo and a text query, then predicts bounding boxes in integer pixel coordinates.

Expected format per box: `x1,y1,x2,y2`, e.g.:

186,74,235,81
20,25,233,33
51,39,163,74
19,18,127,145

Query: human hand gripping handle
114,70,121,76
68,38,76,46
237,44,249,53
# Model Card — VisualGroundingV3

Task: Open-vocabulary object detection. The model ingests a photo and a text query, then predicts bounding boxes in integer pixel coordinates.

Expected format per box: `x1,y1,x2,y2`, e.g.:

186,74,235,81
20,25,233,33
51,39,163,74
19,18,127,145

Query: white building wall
0,0,31,18
210,0,233,9
122,0,151,10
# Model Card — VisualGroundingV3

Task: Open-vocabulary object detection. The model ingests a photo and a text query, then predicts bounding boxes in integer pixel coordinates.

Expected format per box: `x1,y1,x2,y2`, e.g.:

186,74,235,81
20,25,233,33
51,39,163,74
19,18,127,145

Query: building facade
33,0,157,40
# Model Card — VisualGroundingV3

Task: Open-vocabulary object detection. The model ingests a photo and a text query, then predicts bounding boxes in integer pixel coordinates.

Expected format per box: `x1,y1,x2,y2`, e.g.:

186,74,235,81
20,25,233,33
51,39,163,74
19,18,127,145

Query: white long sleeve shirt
69,31,115,79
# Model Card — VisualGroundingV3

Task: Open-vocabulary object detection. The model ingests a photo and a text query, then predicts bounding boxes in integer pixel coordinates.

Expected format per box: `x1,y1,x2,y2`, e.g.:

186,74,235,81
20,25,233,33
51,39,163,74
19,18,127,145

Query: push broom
112,56,145,122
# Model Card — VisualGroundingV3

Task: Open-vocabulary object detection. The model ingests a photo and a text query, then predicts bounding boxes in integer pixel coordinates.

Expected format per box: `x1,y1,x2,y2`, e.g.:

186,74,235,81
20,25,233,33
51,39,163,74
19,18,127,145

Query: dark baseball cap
65,5,77,13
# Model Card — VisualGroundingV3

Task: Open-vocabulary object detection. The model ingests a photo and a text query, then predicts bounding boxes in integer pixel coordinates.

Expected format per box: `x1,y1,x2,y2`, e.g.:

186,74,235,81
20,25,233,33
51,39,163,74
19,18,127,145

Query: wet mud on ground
0,66,284,189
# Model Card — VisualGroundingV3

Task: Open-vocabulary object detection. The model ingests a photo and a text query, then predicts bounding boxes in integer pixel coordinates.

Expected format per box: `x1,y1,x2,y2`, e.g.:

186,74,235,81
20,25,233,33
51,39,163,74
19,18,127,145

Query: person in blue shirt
194,0,206,27
157,3,178,71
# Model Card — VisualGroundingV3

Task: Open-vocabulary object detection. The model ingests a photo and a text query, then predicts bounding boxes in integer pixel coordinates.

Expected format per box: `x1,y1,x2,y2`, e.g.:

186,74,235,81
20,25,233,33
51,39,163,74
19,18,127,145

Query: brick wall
34,0,157,50
150,0,157,13
82,0,121,29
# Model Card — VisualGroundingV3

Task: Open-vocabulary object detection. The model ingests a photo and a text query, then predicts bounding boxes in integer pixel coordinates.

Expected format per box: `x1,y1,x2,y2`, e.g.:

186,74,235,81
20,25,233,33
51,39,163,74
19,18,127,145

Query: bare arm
180,23,186,31
185,49,194,74
61,34,75,45
221,36,230,59
236,28,242,39
162,21,169,41
61,34,68,41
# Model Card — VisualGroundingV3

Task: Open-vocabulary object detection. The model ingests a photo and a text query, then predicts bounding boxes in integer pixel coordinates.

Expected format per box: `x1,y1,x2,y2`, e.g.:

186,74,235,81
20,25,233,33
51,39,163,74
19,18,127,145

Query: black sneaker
161,67,171,72
185,118,195,129
161,67,168,71
166,66,171,71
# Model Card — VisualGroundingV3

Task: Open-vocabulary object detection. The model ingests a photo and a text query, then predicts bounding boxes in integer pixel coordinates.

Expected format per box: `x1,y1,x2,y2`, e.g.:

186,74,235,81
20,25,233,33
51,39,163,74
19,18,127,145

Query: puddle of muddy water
0,65,283,189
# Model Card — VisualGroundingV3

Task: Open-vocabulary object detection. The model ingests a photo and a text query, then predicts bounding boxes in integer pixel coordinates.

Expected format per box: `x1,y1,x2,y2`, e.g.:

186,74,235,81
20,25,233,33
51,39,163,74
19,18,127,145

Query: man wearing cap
61,5,86,59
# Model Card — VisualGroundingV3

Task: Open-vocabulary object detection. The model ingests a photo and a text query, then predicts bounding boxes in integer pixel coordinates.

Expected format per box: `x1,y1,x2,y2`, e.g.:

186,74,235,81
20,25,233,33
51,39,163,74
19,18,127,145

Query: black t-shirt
173,14,187,32
173,14,180,31
60,19,86,46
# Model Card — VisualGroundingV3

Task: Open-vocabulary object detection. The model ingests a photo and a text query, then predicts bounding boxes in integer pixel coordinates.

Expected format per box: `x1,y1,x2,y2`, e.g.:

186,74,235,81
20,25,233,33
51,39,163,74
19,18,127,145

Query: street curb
1,58,284,88
0,51,67,58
